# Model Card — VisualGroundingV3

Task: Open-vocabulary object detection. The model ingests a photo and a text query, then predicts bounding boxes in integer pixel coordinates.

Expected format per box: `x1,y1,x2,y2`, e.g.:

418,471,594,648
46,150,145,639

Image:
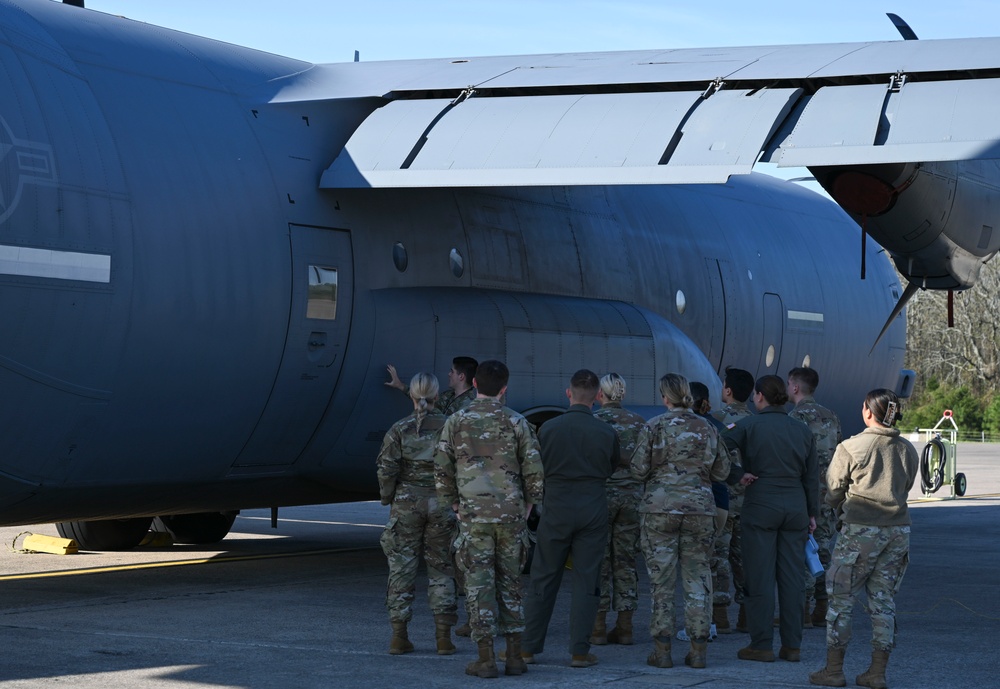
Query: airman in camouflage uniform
377,373,458,656
810,389,918,689
434,360,544,679
711,367,754,633
631,374,730,670
385,356,479,416
787,367,843,628
590,373,647,647
386,357,478,636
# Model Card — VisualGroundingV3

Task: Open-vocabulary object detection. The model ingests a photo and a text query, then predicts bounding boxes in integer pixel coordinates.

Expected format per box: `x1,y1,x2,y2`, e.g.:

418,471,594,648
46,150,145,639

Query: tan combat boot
388,620,414,655
503,634,527,676
590,611,608,645
713,604,732,634
647,636,672,668
809,646,847,687
684,637,708,668
856,649,890,689
466,638,499,679
607,610,634,645
434,613,457,655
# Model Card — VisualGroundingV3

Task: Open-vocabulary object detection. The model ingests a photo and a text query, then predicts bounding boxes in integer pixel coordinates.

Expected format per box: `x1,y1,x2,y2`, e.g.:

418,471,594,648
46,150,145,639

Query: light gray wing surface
269,38,1000,188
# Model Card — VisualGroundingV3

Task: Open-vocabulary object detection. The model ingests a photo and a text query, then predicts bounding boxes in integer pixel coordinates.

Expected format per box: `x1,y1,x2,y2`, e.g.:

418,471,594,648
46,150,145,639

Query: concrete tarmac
0,442,997,688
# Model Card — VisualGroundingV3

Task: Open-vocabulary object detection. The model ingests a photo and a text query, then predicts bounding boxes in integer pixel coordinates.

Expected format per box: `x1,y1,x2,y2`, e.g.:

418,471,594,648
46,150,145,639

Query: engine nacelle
813,160,1000,290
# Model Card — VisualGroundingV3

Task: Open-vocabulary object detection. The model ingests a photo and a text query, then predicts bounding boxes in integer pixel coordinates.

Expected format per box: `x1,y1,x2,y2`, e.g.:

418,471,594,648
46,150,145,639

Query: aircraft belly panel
778,80,1000,167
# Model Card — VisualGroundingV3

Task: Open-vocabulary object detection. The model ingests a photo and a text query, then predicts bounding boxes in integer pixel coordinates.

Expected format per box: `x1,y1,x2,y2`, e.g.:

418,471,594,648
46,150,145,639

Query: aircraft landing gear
56,517,153,550
153,511,238,544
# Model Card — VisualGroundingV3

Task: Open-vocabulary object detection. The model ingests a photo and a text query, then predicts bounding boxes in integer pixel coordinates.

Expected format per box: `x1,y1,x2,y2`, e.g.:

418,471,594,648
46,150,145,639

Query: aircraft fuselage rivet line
0,546,380,581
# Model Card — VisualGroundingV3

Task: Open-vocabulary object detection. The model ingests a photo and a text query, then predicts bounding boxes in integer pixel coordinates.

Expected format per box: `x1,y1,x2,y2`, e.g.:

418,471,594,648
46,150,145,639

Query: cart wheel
955,472,967,497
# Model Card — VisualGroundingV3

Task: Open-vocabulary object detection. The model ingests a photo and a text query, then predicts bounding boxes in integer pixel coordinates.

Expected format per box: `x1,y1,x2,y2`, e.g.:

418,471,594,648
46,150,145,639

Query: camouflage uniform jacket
594,403,647,488
437,386,478,416
630,408,730,516
376,410,448,503
715,400,753,428
434,397,544,523
827,426,919,526
789,397,843,475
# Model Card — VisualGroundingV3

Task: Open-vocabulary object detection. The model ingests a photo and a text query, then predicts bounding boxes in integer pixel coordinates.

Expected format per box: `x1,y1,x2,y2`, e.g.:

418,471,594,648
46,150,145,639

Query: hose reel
917,410,967,498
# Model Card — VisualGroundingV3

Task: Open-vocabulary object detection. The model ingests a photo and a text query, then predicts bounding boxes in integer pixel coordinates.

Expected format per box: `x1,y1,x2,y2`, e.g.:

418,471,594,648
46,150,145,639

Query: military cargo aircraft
0,0,996,549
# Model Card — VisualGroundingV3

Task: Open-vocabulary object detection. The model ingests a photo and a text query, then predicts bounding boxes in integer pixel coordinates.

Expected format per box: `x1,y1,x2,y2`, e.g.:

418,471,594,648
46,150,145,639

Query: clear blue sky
85,1,999,64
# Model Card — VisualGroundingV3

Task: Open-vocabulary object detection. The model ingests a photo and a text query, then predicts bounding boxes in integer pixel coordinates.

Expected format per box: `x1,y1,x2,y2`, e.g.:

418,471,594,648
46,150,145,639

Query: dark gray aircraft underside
0,0,996,547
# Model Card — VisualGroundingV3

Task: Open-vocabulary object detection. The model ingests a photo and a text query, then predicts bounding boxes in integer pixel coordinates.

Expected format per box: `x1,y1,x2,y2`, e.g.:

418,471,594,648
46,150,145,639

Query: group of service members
375,357,918,689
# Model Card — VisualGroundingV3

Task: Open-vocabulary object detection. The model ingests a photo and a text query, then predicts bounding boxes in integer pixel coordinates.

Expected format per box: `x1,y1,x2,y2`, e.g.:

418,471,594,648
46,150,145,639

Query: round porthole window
392,242,408,272
449,248,464,278
675,290,687,315
766,345,775,367
802,354,811,368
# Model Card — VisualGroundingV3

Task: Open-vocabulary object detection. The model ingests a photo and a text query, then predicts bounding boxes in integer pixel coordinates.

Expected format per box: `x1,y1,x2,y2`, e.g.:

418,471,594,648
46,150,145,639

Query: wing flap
775,79,1000,167
321,88,800,188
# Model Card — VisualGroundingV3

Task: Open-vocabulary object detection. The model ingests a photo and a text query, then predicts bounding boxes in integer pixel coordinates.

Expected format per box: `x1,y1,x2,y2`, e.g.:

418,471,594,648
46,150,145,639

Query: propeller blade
886,13,919,40
870,281,920,355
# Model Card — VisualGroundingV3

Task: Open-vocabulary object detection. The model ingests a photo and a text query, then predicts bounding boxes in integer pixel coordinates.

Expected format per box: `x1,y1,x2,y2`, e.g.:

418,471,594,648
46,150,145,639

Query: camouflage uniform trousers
712,486,747,605
597,485,641,613
711,511,734,606
457,520,530,643
380,489,458,622
804,497,837,601
825,523,910,651
640,512,716,639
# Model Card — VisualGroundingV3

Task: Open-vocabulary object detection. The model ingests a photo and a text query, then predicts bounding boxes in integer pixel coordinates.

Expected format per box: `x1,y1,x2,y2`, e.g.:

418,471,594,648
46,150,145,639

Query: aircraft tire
55,517,153,551
154,511,238,544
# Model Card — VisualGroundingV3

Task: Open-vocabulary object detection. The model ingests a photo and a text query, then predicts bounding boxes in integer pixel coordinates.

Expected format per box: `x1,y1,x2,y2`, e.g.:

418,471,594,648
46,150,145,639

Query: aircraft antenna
886,13,918,40
354,50,360,62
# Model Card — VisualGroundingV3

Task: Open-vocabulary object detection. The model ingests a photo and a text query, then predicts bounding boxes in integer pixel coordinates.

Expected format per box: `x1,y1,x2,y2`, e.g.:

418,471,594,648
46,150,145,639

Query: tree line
903,256,1000,438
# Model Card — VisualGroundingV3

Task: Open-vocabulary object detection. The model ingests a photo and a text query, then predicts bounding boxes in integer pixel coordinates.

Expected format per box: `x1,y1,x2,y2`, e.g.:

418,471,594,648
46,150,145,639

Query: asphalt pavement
0,441,996,688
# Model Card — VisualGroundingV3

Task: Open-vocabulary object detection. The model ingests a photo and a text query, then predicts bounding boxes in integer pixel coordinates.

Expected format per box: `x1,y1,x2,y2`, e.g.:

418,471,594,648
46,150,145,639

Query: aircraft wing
266,38,1000,188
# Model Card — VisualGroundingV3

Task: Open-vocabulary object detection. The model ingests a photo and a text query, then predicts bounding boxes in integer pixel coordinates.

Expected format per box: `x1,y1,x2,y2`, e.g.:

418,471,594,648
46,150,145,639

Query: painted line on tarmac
239,516,384,528
0,546,378,582
910,492,1000,502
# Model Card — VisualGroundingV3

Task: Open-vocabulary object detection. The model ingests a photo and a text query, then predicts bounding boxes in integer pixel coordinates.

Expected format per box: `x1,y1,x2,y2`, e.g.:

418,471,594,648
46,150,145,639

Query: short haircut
787,366,819,395
599,372,627,402
570,369,600,404
659,373,693,409
474,359,508,397
755,375,789,406
724,367,755,402
452,356,478,384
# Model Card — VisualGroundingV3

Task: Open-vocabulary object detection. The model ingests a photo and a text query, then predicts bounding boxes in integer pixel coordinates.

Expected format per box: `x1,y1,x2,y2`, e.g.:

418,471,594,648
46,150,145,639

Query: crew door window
307,265,338,320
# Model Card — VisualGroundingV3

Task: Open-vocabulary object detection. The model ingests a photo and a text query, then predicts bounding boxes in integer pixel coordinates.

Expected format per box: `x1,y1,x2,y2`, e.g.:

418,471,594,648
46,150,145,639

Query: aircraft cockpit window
449,248,464,278
307,265,338,320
